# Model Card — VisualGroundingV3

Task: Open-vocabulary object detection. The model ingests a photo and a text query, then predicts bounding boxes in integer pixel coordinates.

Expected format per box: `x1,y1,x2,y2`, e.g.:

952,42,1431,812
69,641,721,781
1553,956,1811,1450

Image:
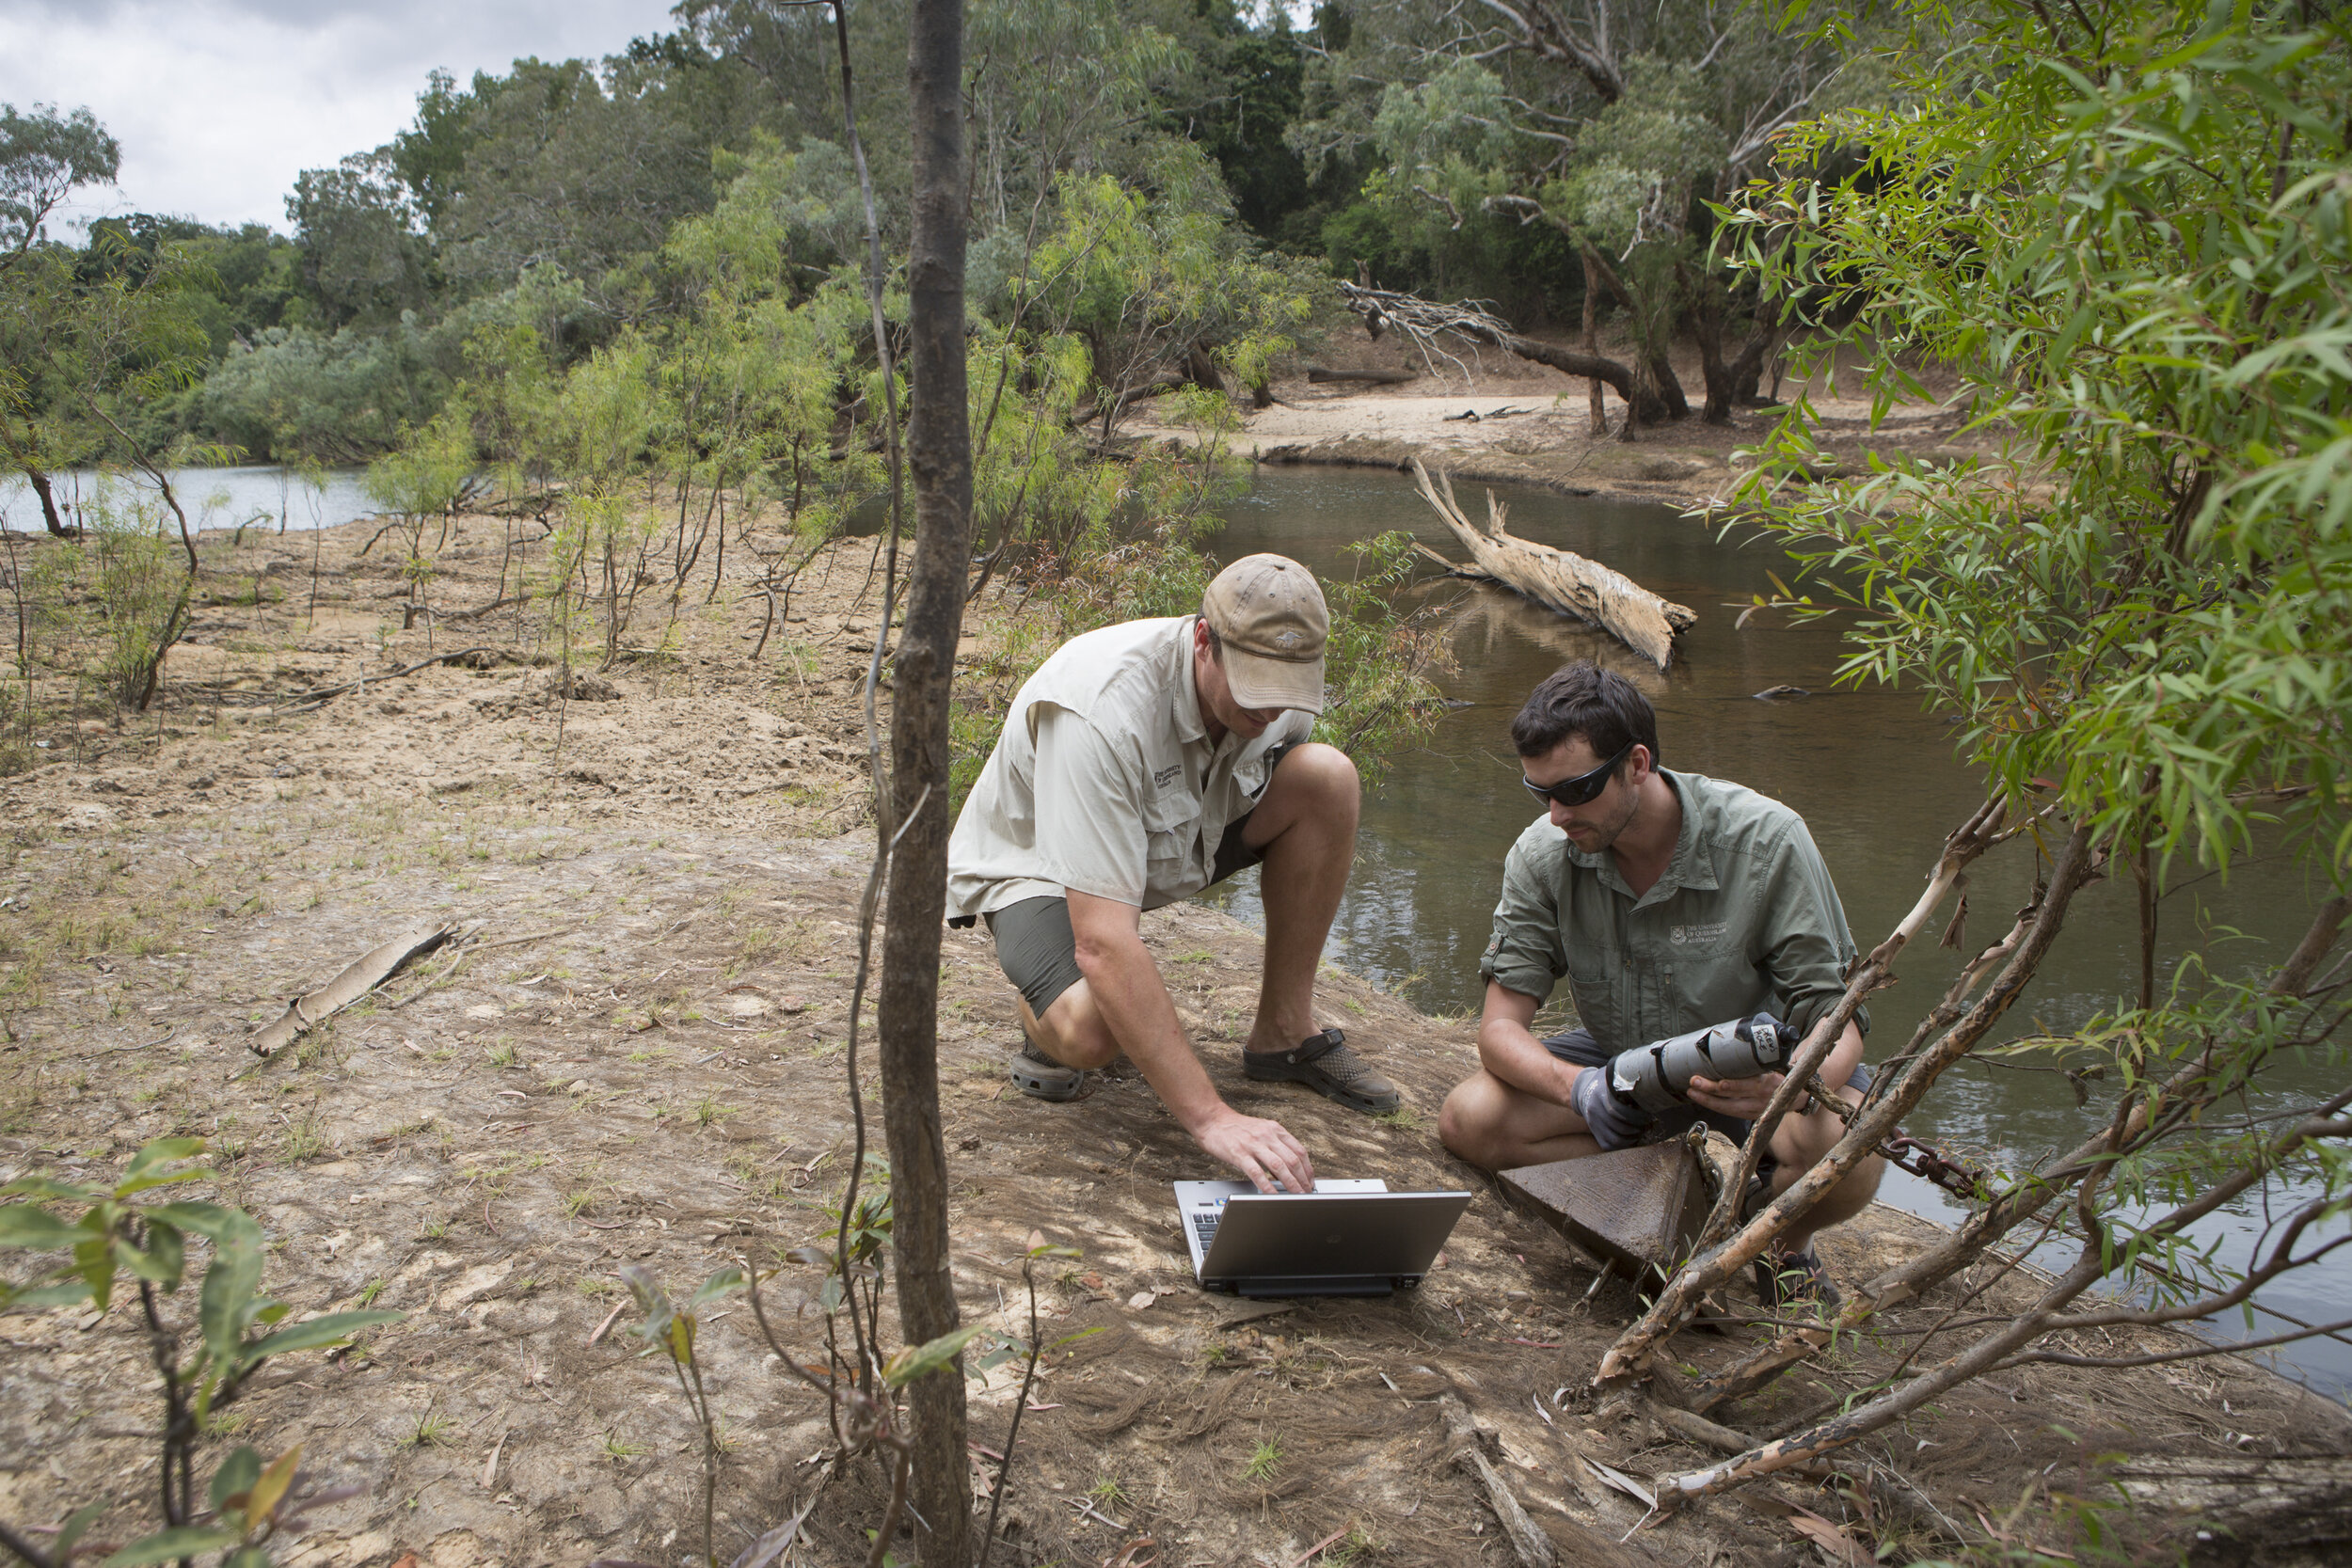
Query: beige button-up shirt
946,615,1311,918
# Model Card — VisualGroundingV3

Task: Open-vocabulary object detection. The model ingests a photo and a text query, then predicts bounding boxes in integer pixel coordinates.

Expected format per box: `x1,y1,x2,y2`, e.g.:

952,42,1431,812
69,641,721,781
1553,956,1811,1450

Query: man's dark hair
1510,663,1661,765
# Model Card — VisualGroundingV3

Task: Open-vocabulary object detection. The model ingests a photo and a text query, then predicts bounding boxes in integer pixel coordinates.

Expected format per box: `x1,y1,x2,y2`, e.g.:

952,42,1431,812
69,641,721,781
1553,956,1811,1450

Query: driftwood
1410,459,1695,672
2112,1454,2352,1552
248,925,458,1057
1438,1396,1556,1568
1306,366,1418,385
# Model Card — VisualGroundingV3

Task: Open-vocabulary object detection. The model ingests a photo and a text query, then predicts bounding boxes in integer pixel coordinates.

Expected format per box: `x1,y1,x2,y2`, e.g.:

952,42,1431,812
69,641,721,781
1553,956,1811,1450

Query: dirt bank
2,516,2345,1568
1133,340,1990,513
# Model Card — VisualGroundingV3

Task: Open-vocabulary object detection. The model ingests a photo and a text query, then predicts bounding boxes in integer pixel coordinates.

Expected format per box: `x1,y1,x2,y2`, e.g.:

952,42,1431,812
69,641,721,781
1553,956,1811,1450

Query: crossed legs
1438,1069,1883,1250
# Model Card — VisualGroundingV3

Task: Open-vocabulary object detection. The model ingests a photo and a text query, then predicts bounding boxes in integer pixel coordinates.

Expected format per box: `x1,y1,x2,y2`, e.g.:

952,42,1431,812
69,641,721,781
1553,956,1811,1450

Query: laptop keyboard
1189,1212,1220,1249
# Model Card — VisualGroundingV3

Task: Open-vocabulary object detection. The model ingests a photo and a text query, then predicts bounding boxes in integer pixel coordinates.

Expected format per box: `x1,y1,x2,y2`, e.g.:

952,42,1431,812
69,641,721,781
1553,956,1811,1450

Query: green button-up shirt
1479,769,1867,1053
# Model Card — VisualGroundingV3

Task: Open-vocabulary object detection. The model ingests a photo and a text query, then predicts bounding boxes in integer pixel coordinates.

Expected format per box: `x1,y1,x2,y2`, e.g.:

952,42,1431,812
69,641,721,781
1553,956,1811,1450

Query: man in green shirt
1437,663,1883,1304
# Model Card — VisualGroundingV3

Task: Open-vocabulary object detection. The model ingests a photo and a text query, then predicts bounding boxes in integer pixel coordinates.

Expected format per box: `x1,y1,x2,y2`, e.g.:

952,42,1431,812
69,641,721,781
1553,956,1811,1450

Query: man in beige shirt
946,554,1399,1195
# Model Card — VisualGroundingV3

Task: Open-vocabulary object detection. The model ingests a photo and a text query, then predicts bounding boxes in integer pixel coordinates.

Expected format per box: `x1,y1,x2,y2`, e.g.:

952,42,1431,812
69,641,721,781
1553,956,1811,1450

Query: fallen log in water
1410,458,1694,672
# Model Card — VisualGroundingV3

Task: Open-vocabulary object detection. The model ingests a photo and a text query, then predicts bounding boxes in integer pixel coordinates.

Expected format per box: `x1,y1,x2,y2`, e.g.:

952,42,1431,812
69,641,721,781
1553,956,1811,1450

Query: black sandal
1242,1028,1401,1115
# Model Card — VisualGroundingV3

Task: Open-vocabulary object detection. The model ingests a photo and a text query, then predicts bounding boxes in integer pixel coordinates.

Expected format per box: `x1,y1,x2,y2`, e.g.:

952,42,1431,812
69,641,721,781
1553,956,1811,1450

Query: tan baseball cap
1202,554,1328,715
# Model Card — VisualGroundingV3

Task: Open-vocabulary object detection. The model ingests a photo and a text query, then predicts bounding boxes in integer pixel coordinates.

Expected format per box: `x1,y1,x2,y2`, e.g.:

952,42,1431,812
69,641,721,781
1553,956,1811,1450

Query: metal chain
1804,1074,1995,1199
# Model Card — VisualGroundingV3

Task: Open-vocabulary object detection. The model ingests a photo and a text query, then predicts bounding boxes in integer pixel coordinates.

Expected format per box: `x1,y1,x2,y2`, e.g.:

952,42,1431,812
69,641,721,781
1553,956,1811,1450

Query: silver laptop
1173,1180,1472,1297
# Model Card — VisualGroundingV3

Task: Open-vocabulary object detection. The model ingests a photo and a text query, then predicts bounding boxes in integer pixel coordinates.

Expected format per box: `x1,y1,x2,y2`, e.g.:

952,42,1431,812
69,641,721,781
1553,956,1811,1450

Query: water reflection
1207,464,2347,1393
0,466,379,533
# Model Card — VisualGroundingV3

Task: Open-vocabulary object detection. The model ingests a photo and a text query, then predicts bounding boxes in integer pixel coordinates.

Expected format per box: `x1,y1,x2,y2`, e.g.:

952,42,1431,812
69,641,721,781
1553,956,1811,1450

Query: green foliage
1020,163,1311,433
2,102,121,262
2,1138,401,1564
287,150,429,329
26,481,194,705
1312,531,1451,784
198,322,444,464
1295,0,1855,362
365,399,477,521
1726,0,2352,882
963,0,1189,245
1701,0,2352,1440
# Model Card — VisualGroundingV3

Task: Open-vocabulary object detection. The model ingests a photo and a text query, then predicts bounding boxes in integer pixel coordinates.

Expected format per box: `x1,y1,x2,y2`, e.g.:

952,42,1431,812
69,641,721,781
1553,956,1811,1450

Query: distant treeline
8,0,1897,469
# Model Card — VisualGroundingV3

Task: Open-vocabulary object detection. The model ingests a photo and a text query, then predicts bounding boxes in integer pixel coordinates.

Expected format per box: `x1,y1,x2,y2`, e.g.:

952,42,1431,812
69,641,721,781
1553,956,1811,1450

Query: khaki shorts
983,740,1298,1018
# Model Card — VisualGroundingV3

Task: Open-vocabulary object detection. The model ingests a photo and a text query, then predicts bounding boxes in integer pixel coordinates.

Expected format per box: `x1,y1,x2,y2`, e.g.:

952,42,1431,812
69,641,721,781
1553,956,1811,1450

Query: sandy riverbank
0,515,2343,1568
1132,344,1992,513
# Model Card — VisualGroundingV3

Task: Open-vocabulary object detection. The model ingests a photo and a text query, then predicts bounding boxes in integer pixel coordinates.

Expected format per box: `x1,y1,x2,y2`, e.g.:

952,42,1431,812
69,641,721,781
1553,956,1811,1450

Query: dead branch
1690,894,2352,1415
1655,1088,2352,1507
1410,459,1692,671
1597,818,2096,1388
1438,1396,1554,1568
1339,280,1656,413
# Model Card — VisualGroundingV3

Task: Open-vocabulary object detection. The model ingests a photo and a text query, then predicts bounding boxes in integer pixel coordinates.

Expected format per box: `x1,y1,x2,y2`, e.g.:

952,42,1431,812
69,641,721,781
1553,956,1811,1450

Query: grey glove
1570,1062,1651,1151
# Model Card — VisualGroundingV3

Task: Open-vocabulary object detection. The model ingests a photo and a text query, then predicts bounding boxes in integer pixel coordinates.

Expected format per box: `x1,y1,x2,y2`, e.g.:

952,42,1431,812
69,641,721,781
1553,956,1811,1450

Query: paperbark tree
877,0,973,1560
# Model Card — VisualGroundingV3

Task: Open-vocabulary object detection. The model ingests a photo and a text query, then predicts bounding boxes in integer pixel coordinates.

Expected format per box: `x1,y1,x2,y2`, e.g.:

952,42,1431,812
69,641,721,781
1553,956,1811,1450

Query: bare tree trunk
25,467,68,537
881,0,974,1560
1183,341,1227,396
1686,262,1788,425
1572,240,1686,425
0,416,73,537
1581,268,1604,436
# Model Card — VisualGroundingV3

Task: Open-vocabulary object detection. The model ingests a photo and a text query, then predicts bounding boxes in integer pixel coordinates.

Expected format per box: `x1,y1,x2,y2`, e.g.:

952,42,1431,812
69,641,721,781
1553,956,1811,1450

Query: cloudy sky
0,0,683,234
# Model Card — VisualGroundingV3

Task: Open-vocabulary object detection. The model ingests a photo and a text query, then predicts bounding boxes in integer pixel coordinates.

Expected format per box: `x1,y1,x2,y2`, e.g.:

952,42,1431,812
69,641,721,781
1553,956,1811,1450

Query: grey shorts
1542,1026,1872,1148
982,741,1299,1019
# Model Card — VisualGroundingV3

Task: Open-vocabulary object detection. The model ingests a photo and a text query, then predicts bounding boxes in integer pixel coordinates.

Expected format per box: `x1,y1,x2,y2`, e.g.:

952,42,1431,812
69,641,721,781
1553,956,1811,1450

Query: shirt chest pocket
1142,793,1200,876
1564,947,1617,1040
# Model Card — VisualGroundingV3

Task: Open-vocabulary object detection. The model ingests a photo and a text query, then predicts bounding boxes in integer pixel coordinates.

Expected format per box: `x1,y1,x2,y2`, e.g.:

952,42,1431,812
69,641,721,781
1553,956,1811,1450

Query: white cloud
0,0,681,233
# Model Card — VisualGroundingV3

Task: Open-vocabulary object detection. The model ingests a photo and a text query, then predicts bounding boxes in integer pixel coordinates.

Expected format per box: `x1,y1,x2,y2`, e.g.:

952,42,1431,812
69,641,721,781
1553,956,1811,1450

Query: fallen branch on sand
247,925,459,1057
1409,459,1694,672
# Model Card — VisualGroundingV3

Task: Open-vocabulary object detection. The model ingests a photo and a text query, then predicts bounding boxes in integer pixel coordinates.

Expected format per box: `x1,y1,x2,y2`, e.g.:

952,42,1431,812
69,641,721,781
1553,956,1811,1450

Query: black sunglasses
1522,741,1634,808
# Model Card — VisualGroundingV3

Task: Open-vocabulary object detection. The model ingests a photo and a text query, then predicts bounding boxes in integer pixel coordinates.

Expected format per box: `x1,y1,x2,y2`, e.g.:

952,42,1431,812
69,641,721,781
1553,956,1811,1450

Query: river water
1208,465,2349,1395
0,467,376,534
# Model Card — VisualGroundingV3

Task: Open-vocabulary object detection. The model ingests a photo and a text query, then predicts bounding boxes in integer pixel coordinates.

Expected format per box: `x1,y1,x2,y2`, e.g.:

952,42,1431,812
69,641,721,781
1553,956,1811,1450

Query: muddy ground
3,484,2348,1568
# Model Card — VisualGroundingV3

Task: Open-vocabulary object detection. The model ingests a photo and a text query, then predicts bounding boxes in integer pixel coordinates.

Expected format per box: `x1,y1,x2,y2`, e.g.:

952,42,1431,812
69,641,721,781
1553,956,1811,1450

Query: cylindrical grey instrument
1607,1014,1791,1115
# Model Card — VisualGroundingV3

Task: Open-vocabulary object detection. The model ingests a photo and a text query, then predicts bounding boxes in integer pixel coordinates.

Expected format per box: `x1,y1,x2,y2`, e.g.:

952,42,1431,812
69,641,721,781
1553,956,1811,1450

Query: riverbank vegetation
1593,0,2352,1516
6,0,2352,1561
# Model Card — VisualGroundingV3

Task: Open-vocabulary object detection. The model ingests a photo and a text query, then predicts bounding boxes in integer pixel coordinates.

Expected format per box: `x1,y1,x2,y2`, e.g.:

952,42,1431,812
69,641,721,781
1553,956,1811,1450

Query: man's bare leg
1438,1067,1597,1168
1765,1091,1883,1250
1018,984,1117,1070
1237,742,1359,1054
1438,1068,1883,1248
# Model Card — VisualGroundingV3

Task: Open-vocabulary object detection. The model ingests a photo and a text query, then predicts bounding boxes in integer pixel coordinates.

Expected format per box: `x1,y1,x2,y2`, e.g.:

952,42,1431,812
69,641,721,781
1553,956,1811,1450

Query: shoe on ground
1243,1027,1401,1115
1009,1041,1085,1102
1755,1240,1842,1312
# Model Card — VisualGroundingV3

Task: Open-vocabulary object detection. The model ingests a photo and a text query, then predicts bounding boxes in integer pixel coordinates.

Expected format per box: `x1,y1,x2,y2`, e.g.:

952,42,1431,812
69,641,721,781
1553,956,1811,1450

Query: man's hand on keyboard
1197,1107,1313,1195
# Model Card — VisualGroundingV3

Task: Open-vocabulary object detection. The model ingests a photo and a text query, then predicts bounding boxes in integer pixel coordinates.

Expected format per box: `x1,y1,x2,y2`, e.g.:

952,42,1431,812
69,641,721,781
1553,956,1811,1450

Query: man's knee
1438,1073,1505,1168
1024,984,1120,1070
1273,742,1360,818
1821,1152,1884,1219
1770,1149,1884,1227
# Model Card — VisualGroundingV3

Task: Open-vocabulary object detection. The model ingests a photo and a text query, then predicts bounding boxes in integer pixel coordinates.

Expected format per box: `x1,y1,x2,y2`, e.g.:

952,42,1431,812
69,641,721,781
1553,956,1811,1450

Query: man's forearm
1074,933,1227,1133
1477,1022,1581,1107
